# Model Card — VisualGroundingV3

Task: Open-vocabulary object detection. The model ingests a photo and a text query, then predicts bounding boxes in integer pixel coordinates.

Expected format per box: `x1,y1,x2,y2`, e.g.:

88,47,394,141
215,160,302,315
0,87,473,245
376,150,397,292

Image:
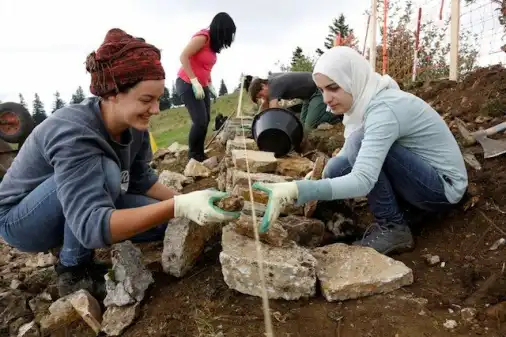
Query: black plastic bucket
252,108,304,157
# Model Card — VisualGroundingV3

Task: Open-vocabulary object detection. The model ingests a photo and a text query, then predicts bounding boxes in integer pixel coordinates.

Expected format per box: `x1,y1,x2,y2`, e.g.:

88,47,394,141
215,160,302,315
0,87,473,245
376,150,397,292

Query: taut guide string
235,74,275,337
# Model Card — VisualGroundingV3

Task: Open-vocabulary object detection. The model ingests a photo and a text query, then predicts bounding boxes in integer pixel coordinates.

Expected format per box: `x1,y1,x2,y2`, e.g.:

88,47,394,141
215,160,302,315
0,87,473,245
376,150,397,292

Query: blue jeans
0,157,167,267
323,130,452,224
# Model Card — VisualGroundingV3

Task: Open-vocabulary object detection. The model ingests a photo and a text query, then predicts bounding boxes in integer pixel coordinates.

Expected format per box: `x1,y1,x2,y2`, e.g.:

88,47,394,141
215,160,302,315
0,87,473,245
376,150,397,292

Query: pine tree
290,46,304,68
19,94,27,109
32,93,47,126
171,82,182,106
159,87,172,110
218,79,228,96
52,91,66,113
316,14,358,55
70,86,86,104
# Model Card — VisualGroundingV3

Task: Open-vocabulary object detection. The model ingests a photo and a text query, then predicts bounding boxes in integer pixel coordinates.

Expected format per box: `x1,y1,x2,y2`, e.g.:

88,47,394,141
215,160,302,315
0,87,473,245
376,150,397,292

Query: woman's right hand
190,78,205,100
173,189,241,225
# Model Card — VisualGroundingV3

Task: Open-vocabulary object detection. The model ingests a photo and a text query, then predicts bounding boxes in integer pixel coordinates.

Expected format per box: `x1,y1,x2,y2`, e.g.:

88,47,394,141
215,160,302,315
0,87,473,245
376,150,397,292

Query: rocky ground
2,65,506,337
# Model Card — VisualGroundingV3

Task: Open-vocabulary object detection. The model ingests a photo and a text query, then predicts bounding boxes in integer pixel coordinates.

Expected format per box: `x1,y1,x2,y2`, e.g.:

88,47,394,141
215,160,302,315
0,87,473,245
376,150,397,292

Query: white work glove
173,189,240,225
252,181,299,233
208,83,218,98
190,78,205,100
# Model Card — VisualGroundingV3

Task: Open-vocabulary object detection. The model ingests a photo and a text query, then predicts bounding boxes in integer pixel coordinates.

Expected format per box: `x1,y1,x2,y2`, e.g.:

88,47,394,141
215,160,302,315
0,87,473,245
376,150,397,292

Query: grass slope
149,90,254,147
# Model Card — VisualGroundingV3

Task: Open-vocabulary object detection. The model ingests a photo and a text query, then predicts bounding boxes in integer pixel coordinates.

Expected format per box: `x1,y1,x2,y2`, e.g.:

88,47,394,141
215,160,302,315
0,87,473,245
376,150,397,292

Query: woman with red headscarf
176,12,236,162
0,28,240,300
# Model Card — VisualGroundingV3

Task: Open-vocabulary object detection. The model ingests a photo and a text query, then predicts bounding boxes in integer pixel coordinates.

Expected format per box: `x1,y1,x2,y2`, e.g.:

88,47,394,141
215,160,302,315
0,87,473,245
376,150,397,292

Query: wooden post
369,0,378,70
449,0,460,81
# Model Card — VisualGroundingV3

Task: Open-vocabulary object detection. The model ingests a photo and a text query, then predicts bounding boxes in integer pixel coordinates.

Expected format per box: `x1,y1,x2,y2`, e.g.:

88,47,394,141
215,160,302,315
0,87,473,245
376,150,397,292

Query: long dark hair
209,12,236,53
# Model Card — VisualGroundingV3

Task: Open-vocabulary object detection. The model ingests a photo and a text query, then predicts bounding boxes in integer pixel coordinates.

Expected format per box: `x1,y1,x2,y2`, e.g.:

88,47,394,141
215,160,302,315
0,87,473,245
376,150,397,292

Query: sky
0,0,371,110
0,0,504,112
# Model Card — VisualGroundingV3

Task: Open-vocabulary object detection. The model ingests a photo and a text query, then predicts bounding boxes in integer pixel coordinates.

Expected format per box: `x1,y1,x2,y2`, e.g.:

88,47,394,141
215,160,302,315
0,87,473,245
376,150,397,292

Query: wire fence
362,0,505,83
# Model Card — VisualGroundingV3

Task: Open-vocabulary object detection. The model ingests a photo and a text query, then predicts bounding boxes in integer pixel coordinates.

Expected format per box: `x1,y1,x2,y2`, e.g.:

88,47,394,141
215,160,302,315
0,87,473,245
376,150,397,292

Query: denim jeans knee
102,157,121,200
344,129,364,165
323,156,352,179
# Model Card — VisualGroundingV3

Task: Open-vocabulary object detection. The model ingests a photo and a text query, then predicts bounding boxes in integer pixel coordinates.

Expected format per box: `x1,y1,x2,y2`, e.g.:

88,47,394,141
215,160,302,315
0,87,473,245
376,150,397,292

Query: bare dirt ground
2,65,506,337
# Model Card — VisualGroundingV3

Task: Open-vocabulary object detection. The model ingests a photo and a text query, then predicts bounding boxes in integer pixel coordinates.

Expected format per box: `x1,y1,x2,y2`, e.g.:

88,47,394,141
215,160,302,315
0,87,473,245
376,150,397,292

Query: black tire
0,102,35,144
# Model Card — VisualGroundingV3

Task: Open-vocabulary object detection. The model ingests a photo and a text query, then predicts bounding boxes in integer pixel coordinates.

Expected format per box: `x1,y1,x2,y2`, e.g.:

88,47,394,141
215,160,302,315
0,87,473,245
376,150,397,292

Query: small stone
162,218,221,278
25,253,57,268
101,302,141,336
0,290,32,334
69,289,102,334
10,279,21,290
440,262,446,268
183,159,211,178
277,215,325,248
215,195,244,212
232,214,289,247
231,185,303,216
166,142,189,154
28,294,52,323
39,294,81,334
489,238,505,251
312,243,413,302
317,123,334,130
158,170,194,191
461,307,477,322
326,213,356,239
104,241,154,307
422,254,441,266
276,156,314,178
443,319,458,329
220,225,317,300
203,156,219,170
232,149,278,173
17,321,40,337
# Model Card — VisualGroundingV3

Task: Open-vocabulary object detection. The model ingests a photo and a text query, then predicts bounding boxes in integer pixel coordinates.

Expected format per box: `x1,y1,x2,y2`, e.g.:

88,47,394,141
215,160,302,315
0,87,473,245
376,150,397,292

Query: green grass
149,91,255,147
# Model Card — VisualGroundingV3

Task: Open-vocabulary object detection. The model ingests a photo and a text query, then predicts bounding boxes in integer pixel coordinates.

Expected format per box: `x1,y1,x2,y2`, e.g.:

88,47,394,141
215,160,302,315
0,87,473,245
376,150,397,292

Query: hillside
149,90,255,147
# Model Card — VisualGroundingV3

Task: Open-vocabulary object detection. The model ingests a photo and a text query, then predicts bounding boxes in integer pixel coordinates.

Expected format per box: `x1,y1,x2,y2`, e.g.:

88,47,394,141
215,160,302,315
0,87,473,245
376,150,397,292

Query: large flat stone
161,218,221,277
232,214,289,247
276,156,314,178
232,150,278,173
233,187,303,216
312,243,414,302
278,215,325,248
226,137,257,155
220,225,317,300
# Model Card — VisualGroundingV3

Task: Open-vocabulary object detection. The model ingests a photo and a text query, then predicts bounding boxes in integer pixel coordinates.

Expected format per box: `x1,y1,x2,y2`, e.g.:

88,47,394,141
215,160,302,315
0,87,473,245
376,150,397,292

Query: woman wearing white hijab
253,46,468,255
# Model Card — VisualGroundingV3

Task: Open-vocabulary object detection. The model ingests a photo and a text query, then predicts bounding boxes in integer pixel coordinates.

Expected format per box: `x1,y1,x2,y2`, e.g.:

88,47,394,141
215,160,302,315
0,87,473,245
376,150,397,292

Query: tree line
16,79,229,126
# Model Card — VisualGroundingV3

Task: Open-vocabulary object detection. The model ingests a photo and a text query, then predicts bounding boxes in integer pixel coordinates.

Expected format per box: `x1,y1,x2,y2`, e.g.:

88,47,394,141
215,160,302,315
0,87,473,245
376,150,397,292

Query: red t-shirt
177,29,217,86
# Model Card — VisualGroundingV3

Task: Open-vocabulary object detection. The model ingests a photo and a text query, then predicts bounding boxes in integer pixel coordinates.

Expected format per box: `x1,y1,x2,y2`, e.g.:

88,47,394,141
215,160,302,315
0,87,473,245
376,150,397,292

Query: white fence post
449,0,461,81
369,0,378,71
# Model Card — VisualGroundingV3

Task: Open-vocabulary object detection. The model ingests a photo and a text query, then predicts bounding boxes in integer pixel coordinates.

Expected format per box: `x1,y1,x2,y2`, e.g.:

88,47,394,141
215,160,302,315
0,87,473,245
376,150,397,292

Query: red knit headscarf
86,28,165,96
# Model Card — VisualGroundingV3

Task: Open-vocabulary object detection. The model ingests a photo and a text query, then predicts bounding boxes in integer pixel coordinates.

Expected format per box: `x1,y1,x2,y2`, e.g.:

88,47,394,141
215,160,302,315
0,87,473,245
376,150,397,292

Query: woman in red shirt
176,12,236,162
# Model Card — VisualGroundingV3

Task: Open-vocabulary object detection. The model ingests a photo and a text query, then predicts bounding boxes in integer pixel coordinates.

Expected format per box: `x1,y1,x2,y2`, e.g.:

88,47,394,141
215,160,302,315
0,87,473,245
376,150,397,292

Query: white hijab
313,46,400,139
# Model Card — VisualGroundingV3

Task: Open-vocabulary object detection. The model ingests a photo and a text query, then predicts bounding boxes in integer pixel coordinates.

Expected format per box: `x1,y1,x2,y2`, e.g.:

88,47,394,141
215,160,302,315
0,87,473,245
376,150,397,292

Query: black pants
176,77,211,161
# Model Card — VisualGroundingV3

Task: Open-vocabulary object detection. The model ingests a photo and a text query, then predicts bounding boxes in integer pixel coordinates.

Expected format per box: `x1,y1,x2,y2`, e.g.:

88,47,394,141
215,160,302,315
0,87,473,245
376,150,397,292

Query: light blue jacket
295,89,468,205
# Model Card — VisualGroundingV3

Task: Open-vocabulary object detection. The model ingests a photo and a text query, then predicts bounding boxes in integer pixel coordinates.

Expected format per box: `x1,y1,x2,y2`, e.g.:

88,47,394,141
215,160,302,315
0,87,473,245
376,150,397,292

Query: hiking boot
55,260,111,301
352,222,415,255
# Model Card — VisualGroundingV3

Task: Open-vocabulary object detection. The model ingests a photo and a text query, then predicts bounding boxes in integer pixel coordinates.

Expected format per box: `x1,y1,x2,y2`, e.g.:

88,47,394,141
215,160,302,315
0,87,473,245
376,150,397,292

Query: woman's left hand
252,181,299,232
208,83,218,98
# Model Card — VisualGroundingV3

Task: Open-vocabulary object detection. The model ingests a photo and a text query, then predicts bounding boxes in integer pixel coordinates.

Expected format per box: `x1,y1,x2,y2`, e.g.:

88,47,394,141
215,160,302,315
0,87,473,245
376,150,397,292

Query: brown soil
5,66,506,337
121,65,506,337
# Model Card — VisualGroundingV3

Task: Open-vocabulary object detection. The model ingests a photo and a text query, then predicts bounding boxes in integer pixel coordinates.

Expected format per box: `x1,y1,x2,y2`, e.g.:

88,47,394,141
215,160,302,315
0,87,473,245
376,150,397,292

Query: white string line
235,74,275,337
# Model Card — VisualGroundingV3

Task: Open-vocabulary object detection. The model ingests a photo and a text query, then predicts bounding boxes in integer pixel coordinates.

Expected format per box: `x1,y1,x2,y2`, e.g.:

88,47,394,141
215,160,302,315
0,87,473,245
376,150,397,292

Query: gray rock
101,302,140,336
220,225,317,300
103,241,154,307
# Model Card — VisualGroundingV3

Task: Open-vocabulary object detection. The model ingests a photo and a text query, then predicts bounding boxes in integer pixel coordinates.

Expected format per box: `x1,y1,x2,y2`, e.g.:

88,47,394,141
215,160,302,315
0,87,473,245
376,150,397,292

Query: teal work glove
174,189,241,225
190,78,205,100
208,83,218,99
252,181,299,233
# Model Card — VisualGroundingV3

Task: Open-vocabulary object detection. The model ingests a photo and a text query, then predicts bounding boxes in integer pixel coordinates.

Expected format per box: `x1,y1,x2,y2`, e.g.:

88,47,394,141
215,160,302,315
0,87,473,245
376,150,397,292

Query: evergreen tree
70,86,86,104
170,82,182,106
159,87,172,110
316,14,358,55
290,46,304,68
218,79,228,96
19,93,27,109
32,93,47,125
52,91,66,113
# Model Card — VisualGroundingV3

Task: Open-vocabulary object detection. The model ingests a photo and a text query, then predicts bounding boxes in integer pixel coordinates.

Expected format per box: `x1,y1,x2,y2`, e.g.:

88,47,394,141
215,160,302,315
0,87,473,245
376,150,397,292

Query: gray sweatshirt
0,97,158,249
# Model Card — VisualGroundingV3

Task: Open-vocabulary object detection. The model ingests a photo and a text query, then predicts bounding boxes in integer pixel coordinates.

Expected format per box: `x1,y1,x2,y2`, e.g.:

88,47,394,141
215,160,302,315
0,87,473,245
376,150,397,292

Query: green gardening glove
252,181,299,233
